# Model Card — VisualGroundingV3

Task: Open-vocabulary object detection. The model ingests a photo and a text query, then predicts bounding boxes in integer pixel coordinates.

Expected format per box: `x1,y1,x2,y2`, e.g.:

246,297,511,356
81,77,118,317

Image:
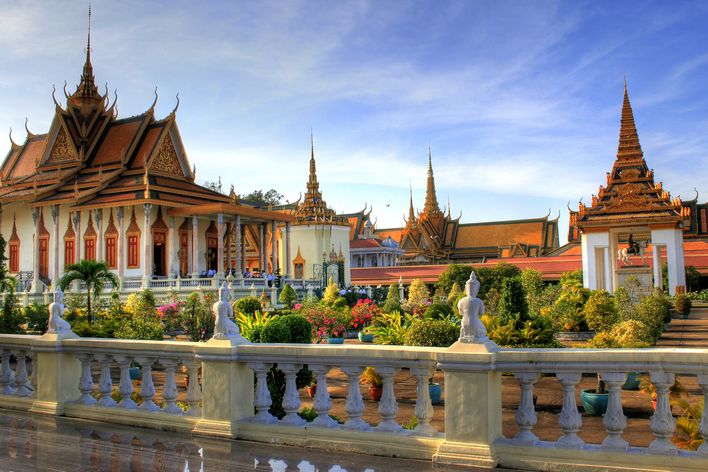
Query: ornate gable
105,210,118,236
150,133,184,176
84,211,97,239
47,126,80,164
64,216,76,240
127,208,140,234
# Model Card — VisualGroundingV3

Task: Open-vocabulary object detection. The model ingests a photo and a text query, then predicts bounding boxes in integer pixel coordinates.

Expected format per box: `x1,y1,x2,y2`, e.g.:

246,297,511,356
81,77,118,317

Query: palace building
345,149,560,266
0,27,293,292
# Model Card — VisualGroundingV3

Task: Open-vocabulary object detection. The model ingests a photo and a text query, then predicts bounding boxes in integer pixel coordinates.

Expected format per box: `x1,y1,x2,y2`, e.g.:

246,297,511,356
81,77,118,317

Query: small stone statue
458,271,488,343
212,282,249,343
47,287,78,338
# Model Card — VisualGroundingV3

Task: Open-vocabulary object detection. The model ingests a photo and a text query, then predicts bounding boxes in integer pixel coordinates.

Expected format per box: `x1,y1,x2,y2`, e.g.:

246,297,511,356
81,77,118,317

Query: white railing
1,332,708,471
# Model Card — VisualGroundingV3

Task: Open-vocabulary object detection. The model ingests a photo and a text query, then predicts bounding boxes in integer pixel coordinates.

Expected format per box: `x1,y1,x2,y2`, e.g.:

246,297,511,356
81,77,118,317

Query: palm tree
59,260,119,324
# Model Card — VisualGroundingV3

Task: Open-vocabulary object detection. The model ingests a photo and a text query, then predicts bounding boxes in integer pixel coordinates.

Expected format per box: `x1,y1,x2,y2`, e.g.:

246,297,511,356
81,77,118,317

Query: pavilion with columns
0,27,294,294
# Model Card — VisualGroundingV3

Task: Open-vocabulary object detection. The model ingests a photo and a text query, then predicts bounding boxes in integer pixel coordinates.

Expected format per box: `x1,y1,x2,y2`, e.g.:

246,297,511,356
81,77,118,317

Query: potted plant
307,377,317,398
302,305,350,344
674,294,692,320
350,298,379,342
360,366,383,401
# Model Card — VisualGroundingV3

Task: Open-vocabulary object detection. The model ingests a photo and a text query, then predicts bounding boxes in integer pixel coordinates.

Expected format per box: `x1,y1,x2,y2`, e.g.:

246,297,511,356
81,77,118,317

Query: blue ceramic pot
327,337,345,344
429,383,442,405
358,332,375,343
580,389,608,415
129,367,142,380
622,372,641,390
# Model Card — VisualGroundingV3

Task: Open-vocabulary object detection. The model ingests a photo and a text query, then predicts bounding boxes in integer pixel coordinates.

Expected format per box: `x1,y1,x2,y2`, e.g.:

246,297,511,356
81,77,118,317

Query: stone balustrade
1,333,708,471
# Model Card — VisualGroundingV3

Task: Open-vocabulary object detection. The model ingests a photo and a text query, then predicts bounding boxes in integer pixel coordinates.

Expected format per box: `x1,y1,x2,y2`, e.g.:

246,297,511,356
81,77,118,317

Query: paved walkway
655,304,708,348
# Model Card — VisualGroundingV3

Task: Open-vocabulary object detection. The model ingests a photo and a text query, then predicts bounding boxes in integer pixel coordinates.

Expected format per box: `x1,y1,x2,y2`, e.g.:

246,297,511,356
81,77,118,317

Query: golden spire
422,146,442,217
75,2,100,101
616,78,643,161
406,181,416,227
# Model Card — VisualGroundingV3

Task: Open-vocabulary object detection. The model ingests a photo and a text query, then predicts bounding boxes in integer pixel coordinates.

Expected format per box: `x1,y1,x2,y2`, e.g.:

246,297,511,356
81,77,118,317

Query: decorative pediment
105,210,118,236
47,126,79,164
127,207,140,235
150,133,184,176
151,207,168,231
84,211,97,239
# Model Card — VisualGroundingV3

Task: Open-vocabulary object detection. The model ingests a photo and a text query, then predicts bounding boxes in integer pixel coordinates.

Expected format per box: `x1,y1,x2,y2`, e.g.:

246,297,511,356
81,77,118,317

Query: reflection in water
0,409,436,471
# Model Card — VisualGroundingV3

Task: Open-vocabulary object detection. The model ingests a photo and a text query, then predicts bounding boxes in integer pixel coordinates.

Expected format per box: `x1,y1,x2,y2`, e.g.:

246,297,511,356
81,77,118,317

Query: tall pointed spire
422,146,442,217
75,2,100,101
616,79,643,161
406,181,416,226
309,131,317,186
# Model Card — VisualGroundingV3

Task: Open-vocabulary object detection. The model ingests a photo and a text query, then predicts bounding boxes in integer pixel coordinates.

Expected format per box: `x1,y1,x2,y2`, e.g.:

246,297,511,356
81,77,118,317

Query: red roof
350,239,383,249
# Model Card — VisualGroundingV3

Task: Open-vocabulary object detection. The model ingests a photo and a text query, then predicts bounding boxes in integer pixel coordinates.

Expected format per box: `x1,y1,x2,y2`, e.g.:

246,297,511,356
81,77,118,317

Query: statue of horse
617,240,648,265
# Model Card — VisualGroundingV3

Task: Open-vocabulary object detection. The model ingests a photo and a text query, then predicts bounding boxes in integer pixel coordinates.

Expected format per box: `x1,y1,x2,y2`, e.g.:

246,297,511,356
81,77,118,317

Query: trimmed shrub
180,292,214,342
278,284,298,308
403,319,458,347
498,277,528,326
674,294,692,315
23,303,49,334
583,290,618,332
382,283,402,314
282,315,312,343
423,303,454,320
234,296,261,316
635,295,669,342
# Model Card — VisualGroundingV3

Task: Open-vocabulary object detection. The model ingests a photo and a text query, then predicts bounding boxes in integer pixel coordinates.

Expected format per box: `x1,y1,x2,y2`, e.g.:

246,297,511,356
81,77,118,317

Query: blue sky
1,1,707,243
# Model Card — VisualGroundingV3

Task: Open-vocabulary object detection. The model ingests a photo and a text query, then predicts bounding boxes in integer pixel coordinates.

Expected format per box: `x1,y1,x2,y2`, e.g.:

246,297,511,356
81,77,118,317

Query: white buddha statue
457,271,488,343
46,287,78,338
212,282,249,343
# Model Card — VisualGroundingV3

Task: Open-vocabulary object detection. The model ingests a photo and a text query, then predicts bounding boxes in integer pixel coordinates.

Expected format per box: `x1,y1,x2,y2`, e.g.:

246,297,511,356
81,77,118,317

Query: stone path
656,305,708,348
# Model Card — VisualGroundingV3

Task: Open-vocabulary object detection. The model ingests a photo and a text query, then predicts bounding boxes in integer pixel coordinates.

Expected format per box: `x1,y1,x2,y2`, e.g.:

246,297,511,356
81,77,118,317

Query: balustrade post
248,362,276,424
135,357,160,412
698,374,708,456
161,359,183,414
341,365,370,431
14,351,32,397
279,363,306,426
648,371,677,454
185,360,203,417
76,353,97,405
555,372,583,448
194,346,254,438
600,372,628,451
434,344,500,469
310,364,338,428
411,364,437,436
97,355,116,407
513,372,539,445
30,336,82,416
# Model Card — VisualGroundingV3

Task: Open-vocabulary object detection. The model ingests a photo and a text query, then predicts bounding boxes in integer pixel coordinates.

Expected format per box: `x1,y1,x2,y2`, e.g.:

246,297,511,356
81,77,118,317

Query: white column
271,220,278,276
116,207,125,281
51,205,60,284
216,213,225,278
73,211,82,263
285,222,291,279
31,208,41,293
191,216,199,277
651,228,686,295
653,244,662,290
94,209,103,262
241,224,247,275
225,222,232,275
603,247,612,292
142,204,152,287
259,223,265,271
234,215,242,279
168,216,178,277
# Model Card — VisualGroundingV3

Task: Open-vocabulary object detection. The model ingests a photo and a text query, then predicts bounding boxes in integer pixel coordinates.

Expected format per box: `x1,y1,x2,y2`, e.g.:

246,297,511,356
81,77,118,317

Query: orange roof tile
350,239,383,249
131,126,163,169
455,221,545,248
93,119,143,165
9,138,46,178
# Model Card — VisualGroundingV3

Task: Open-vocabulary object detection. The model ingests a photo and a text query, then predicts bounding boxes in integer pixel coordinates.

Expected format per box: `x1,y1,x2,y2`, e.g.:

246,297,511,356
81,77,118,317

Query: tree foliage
59,260,119,324
497,277,528,326
239,189,284,207
476,263,521,301
436,264,472,293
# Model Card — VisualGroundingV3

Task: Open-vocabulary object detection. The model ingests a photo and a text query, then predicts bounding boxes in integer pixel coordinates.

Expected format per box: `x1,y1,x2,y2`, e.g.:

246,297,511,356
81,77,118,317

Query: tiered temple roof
569,81,685,235
291,136,348,226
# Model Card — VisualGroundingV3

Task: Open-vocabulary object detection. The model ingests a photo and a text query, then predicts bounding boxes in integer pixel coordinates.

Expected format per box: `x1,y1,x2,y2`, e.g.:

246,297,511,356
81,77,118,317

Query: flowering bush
349,299,379,330
157,302,183,334
297,303,350,342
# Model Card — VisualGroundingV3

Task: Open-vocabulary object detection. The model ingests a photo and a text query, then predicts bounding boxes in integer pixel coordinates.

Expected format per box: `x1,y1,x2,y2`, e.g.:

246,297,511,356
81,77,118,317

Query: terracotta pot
369,386,383,401
307,385,317,397
651,399,657,410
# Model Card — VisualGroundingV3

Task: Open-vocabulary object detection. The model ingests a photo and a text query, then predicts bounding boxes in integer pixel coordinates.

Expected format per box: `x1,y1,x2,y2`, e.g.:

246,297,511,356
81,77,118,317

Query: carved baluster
28,353,37,394
248,362,276,424
310,364,338,428
513,372,539,445
76,353,97,405
377,366,404,432
137,357,160,412
116,357,137,409
600,372,628,451
96,355,116,407
697,374,708,456
0,350,15,395
13,352,31,397
160,359,183,414
279,363,305,426
648,371,677,454
341,365,370,431
555,373,583,448
411,365,437,436
185,360,202,417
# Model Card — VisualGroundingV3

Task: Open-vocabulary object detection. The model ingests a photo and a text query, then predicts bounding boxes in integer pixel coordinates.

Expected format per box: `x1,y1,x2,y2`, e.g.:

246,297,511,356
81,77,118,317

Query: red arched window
8,215,20,273
104,210,118,269
64,216,76,267
84,212,97,261
127,207,140,268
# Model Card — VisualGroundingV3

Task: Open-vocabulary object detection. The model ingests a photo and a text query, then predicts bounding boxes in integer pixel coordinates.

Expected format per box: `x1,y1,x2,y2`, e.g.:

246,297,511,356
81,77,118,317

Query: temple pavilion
0,27,293,293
